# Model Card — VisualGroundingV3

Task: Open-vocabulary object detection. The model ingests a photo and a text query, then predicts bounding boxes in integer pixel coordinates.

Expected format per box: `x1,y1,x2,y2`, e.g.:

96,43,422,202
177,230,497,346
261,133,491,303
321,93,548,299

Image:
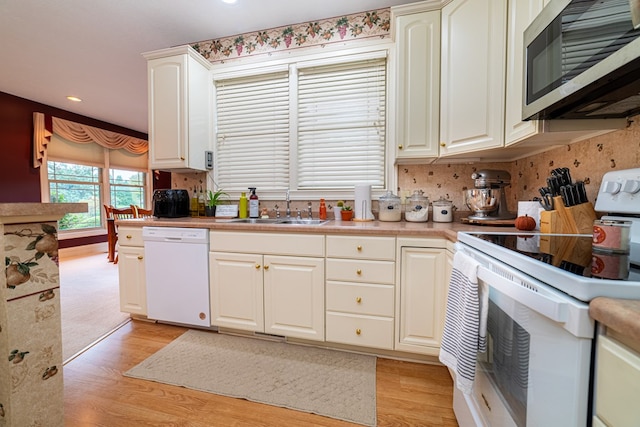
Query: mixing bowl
464,189,500,217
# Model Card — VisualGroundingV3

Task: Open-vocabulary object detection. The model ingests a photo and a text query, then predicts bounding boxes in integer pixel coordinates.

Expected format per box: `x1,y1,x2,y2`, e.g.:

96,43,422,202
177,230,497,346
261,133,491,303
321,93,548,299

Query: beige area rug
59,253,130,362
124,330,377,426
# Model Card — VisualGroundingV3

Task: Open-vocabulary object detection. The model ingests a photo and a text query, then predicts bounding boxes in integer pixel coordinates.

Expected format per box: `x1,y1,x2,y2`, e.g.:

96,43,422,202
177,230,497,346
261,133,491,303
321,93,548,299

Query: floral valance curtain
33,112,148,168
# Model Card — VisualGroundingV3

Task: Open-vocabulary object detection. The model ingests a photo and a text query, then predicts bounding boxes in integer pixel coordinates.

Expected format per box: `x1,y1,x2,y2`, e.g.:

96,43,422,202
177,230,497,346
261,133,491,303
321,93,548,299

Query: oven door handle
477,267,568,323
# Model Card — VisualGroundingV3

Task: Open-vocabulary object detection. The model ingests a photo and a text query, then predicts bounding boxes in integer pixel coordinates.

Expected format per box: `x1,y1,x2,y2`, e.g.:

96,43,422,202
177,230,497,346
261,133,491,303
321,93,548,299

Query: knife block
539,197,596,234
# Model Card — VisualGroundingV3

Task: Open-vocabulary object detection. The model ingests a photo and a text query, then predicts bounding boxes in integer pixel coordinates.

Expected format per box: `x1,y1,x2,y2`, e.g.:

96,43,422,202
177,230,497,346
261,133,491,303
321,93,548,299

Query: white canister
432,198,453,223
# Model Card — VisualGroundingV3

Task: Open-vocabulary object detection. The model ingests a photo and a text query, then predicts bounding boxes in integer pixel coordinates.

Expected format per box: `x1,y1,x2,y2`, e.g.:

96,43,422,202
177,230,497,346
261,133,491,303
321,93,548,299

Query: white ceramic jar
432,197,453,223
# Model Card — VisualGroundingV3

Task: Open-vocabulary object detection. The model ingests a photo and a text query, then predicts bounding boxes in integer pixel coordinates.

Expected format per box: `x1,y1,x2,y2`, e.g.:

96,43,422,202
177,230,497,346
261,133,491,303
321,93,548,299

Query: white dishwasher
143,227,210,327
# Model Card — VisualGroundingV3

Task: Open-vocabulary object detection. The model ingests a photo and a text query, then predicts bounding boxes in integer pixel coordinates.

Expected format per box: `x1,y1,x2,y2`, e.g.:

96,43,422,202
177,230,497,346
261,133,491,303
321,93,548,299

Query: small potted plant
340,204,353,221
205,189,228,216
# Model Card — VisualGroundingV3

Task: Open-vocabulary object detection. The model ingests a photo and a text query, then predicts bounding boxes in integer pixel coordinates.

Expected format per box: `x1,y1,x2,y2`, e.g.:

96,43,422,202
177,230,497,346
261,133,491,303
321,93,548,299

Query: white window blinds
214,54,387,193
215,71,290,192
297,58,386,189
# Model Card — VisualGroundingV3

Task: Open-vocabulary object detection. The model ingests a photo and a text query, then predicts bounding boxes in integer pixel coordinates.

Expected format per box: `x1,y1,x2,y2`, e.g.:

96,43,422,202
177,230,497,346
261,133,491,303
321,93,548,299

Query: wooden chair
111,207,136,264
104,204,117,263
131,205,153,218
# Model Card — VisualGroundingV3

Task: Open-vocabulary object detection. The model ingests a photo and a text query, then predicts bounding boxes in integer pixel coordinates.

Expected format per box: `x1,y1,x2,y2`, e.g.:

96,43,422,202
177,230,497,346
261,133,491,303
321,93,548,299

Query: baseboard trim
60,242,108,260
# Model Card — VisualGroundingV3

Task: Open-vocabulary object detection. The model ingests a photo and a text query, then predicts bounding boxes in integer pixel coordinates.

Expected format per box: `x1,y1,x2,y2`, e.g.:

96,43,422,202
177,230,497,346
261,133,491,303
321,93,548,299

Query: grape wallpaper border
191,8,391,63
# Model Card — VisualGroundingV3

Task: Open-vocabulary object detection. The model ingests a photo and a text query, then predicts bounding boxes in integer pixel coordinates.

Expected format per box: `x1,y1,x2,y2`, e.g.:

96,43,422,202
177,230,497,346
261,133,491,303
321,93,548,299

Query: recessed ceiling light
66,96,82,102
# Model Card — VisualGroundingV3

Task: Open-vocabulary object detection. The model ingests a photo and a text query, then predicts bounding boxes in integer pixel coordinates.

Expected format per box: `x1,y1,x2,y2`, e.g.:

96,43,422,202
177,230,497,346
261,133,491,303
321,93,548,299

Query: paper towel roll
518,201,541,230
354,184,374,220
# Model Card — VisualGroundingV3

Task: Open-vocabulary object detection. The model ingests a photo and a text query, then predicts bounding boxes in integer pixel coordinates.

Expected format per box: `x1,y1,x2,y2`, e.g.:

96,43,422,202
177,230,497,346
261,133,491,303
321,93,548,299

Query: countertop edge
589,297,640,343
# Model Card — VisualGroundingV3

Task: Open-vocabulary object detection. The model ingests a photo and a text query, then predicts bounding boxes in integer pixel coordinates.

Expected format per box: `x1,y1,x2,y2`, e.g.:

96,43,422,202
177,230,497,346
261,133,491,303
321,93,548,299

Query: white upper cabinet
439,0,507,157
143,45,212,172
504,0,546,146
392,5,441,162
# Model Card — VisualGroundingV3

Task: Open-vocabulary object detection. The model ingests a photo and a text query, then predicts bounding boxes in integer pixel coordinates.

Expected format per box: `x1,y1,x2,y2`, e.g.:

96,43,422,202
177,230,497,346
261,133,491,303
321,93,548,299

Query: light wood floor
64,320,458,426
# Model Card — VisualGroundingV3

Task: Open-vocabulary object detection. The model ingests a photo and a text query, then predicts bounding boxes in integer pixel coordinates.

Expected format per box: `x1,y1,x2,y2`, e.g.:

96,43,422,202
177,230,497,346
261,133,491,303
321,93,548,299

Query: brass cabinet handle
356,297,362,303
356,245,362,251
440,142,446,147
263,265,269,270
137,255,143,260
356,269,362,275
255,264,261,269
180,156,185,160
398,144,403,150
356,328,362,335
126,235,132,239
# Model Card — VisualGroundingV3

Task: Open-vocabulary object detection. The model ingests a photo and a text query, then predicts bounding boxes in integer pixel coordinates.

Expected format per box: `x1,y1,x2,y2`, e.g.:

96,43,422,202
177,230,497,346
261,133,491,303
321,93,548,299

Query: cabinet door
146,46,211,172
210,252,264,331
396,247,446,355
118,245,147,315
594,334,640,427
440,0,507,156
263,256,324,341
395,10,441,160
504,0,546,145
148,54,189,170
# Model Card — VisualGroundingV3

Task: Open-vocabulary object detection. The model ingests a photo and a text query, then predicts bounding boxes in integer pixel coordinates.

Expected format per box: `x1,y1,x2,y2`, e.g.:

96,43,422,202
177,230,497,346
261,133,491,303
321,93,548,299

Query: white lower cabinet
395,237,452,356
593,330,640,427
209,231,325,341
117,226,147,315
325,235,396,350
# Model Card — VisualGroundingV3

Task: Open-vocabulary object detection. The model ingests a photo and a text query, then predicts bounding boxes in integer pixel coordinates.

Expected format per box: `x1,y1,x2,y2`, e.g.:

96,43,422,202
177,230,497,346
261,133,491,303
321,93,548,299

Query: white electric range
451,167,640,427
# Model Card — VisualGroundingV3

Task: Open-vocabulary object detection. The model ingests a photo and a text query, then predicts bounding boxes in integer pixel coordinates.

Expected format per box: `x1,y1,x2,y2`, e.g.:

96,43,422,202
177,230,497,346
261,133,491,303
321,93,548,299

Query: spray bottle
248,187,259,218
239,192,248,218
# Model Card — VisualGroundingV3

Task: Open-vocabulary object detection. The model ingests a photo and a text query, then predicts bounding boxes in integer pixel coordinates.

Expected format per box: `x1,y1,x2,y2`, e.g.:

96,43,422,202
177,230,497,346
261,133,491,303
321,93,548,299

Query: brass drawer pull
357,245,362,251
255,264,261,269
356,297,362,303
137,255,143,260
356,328,362,335
356,269,362,275
263,265,269,270
126,235,132,239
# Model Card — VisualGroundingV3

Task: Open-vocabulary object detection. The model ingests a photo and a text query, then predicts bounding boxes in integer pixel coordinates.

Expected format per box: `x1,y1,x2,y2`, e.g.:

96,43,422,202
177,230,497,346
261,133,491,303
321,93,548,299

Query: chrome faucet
307,202,313,219
296,208,302,220
274,204,280,219
285,189,291,218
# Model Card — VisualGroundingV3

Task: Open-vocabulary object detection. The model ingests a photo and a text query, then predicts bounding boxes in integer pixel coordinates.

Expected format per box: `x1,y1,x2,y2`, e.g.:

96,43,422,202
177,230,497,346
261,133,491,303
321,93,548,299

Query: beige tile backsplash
173,117,640,216
400,117,640,214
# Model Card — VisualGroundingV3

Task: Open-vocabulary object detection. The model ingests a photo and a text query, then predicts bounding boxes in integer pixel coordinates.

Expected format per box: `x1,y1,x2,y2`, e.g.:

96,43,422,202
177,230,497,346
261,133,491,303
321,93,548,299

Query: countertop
0,202,88,224
115,216,513,242
590,298,640,343
116,215,640,342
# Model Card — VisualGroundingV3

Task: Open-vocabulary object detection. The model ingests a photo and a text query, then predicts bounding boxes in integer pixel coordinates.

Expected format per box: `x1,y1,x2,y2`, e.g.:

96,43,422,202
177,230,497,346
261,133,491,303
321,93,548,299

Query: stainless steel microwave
523,0,640,121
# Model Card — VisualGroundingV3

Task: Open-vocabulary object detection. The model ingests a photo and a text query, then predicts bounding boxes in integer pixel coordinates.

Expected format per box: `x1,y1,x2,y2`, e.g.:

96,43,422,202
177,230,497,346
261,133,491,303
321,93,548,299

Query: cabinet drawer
118,226,144,247
326,312,393,350
326,282,394,317
326,258,395,284
326,235,395,260
211,231,324,257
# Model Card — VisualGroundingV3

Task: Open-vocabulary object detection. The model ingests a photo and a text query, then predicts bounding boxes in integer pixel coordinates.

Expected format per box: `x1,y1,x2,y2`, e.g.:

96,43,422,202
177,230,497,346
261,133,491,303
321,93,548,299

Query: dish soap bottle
239,192,248,218
319,199,327,220
248,187,259,218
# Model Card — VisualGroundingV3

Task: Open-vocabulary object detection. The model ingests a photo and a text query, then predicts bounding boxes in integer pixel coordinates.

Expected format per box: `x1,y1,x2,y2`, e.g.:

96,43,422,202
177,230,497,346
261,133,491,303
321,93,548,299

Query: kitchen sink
275,219,330,225
228,218,282,224
228,218,330,226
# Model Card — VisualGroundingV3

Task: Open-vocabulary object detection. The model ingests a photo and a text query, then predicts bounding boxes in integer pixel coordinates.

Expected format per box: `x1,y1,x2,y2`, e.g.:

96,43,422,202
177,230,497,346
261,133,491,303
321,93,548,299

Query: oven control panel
594,168,640,215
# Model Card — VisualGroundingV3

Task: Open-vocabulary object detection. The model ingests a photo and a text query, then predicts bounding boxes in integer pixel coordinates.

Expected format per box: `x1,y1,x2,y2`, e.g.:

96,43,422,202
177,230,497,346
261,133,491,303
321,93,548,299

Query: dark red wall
0,91,168,248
